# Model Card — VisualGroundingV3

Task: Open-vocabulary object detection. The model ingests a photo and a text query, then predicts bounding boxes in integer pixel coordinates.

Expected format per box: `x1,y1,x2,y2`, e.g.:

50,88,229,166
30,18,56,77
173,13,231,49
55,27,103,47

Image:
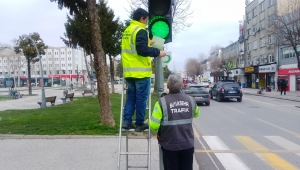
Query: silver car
181,85,210,106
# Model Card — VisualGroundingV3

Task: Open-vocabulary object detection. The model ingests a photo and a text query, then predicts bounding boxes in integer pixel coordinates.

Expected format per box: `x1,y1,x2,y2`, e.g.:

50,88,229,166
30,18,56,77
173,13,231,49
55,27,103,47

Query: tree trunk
109,54,115,93
87,0,115,126
89,53,95,96
27,59,32,95
83,49,95,97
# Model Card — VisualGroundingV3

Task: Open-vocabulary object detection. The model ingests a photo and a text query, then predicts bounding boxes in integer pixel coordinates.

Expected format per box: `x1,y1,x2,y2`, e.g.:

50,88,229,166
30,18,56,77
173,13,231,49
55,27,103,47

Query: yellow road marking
226,106,245,114
235,136,298,170
194,150,300,153
256,118,300,137
193,126,200,138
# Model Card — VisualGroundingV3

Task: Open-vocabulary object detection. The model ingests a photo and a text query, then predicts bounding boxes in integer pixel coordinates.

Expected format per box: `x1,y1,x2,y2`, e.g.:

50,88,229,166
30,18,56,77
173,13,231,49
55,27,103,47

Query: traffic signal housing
148,0,172,44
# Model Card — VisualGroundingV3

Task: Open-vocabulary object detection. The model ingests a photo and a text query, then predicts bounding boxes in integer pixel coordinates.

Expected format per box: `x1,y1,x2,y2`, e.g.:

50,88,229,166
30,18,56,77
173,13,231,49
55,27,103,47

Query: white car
200,81,210,88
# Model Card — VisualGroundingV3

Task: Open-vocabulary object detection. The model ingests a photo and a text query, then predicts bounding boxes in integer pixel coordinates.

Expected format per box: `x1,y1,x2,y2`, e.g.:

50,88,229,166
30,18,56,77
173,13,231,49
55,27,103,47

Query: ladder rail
117,79,126,169
118,79,152,170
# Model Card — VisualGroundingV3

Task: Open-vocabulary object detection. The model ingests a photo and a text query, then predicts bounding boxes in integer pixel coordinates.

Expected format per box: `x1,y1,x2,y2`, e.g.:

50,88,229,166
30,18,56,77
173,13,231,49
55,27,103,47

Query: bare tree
209,45,223,55
127,0,192,36
210,56,236,79
184,58,202,77
269,0,300,69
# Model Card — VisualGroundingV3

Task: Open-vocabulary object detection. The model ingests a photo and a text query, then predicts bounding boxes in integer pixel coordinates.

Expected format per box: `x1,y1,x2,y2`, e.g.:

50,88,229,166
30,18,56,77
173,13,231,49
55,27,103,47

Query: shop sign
278,68,300,75
259,64,277,73
245,67,254,73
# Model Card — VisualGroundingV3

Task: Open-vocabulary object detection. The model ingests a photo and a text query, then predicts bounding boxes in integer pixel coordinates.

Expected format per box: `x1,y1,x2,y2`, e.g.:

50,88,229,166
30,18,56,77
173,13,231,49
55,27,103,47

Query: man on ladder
121,7,166,132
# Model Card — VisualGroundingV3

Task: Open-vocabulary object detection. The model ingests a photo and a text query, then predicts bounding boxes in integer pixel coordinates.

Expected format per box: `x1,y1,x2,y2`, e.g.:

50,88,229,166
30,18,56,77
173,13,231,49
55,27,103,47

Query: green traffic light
149,16,170,39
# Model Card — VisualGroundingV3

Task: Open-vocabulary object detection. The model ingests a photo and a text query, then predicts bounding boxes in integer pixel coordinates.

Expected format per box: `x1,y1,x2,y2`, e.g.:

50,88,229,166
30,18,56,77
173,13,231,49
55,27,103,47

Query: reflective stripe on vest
160,96,194,126
121,26,140,54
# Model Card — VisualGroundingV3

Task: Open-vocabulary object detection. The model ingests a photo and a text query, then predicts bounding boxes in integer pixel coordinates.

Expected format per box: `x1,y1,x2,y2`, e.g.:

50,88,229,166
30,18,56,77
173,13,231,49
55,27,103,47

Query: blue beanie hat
133,8,149,21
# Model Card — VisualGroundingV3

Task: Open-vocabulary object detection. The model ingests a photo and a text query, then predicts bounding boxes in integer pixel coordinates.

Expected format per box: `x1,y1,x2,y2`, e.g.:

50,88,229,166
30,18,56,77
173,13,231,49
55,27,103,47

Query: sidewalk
241,87,300,102
0,87,199,170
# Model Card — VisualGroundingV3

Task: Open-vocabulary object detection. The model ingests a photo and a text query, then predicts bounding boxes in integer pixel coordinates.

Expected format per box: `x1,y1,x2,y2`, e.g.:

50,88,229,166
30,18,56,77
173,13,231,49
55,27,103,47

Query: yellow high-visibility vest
121,20,152,78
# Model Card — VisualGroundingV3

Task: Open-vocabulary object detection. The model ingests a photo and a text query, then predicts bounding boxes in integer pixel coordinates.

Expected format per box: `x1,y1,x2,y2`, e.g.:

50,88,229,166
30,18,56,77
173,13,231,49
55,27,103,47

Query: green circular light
150,20,170,39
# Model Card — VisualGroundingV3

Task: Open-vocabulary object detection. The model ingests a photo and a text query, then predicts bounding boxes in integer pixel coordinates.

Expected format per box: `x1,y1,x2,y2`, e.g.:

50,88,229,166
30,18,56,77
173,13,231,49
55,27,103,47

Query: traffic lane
225,95,300,140
193,100,300,169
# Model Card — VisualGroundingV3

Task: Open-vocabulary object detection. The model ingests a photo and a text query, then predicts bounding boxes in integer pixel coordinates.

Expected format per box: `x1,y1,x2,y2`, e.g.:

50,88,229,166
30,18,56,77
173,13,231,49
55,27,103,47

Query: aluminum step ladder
117,79,152,170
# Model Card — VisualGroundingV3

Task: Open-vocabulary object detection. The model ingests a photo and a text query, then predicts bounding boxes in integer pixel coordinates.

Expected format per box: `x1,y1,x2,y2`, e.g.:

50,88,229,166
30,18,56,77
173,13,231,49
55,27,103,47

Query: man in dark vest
150,74,200,170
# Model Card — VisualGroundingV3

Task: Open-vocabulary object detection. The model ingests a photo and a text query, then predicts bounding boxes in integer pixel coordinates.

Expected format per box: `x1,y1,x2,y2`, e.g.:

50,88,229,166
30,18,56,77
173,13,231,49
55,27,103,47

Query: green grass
0,93,158,135
0,95,12,101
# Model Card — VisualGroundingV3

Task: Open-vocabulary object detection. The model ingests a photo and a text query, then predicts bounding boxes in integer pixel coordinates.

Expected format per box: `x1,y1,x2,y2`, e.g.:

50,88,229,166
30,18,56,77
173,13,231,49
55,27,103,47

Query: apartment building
244,0,277,89
0,46,91,87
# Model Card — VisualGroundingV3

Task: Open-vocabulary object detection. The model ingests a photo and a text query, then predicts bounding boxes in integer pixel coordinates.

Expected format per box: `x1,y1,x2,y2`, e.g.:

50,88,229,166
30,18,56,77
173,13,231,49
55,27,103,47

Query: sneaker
122,123,135,130
135,124,149,132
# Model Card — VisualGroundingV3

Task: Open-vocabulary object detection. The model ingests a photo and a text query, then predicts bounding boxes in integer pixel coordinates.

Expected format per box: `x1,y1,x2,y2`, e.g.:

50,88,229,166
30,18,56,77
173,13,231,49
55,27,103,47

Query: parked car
183,79,192,86
181,84,210,106
209,81,242,102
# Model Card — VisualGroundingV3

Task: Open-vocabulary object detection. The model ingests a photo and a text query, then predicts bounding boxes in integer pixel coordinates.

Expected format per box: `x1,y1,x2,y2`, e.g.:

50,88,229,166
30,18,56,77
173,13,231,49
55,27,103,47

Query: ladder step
127,136,149,139
128,165,148,168
122,129,149,132
120,152,149,155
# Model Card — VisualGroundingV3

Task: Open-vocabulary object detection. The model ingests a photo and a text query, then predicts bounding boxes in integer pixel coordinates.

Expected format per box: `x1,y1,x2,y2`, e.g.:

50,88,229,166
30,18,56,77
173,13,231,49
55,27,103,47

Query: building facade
244,0,278,90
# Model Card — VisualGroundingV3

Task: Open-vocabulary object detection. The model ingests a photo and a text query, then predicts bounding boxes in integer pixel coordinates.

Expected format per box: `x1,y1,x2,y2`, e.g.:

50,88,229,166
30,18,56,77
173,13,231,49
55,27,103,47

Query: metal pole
155,56,164,170
31,40,46,108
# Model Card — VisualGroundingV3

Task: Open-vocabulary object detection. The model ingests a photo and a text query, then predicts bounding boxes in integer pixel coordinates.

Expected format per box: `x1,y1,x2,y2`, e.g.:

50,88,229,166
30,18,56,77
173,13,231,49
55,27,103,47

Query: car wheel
237,98,242,102
217,94,222,102
210,92,213,99
205,102,210,106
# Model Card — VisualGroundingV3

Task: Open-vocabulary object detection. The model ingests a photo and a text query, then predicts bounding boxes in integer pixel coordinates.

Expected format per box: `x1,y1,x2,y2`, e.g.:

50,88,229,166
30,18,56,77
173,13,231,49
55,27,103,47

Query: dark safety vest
158,93,197,151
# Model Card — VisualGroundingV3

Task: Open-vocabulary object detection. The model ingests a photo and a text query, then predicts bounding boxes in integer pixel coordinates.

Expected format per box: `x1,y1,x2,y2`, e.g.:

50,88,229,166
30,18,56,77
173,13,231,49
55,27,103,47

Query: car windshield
189,86,206,91
223,83,240,88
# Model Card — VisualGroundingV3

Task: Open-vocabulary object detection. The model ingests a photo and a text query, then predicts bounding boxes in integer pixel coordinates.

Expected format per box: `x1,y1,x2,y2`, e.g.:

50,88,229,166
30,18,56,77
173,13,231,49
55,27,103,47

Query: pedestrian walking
237,79,241,87
280,79,287,95
150,74,200,170
277,79,281,92
70,83,73,91
121,8,166,132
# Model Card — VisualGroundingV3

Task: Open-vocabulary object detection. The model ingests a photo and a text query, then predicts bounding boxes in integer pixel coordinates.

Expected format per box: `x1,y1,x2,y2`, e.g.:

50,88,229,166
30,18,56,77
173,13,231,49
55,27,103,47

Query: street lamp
22,34,46,108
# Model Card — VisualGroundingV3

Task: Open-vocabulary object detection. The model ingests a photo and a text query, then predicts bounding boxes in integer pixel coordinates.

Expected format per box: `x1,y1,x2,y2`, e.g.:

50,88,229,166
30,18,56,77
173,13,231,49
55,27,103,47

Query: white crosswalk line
203,136,250,170
265,136,300,157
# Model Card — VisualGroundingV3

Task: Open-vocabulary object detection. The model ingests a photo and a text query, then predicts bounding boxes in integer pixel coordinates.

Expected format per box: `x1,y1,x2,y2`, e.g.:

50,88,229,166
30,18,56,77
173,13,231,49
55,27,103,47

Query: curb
0,134,120,140
244,92,300,102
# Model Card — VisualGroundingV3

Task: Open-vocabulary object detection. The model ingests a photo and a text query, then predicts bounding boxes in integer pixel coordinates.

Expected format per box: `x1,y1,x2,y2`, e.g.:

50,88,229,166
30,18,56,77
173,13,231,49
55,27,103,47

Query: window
253,40,258,49
253,24,257,33
268,34,274,44
260,55,264,64
247,28,251,36
260,20,265,29
252,7,256,18
247,43,250,51
260,2,264,12
269,14,275,25
269,54,275,62
260,37,266,47
269,0,275,6
247,11,251,21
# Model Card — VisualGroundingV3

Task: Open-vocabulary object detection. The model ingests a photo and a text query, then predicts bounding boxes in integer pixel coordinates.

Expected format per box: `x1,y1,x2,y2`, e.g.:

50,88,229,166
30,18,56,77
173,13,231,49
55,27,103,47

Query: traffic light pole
155,56,164,170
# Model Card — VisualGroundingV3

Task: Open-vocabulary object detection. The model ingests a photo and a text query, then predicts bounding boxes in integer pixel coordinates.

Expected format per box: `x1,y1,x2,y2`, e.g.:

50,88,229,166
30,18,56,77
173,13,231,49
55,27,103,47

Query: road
193,94,300,170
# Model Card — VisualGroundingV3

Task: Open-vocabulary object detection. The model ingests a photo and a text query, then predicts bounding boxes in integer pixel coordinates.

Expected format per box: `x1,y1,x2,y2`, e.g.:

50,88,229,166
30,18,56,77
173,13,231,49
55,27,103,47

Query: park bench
11,90,23,99
82,89,93,96
61,93,74,103
37,96,56,107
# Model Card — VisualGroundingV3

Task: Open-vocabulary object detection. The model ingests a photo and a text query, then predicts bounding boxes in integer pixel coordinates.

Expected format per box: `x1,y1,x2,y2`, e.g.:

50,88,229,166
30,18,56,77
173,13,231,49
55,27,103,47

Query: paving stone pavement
0,136,199,170
0,86,199,169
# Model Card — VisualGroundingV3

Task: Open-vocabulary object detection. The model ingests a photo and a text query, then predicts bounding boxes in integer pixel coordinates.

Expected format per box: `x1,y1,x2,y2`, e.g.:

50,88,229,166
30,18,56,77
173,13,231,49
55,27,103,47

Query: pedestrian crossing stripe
196,136,300,170
236,136,298,170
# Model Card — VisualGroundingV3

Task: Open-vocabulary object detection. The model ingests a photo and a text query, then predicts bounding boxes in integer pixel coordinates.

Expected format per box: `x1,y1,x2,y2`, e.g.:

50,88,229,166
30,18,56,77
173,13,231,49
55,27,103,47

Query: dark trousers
161,146,194,170
281,86,286,95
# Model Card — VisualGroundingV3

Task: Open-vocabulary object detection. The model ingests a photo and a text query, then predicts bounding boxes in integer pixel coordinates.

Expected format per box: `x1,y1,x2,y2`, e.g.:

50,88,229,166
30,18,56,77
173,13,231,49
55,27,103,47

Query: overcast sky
0,0,245,72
